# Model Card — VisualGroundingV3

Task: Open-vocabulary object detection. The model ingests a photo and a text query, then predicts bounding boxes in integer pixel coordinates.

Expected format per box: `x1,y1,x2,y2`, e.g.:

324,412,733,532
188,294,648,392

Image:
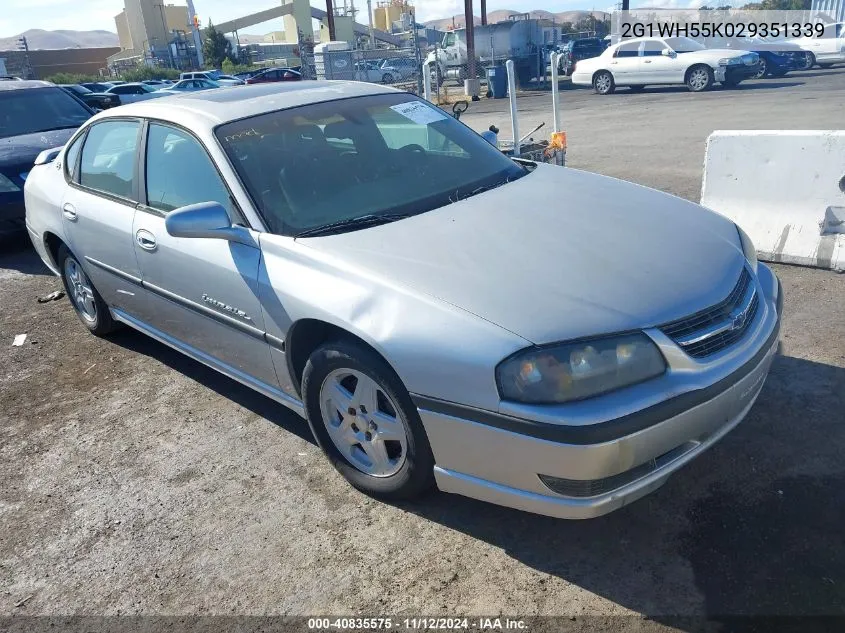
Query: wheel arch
42,231,67,272
285,318,401,398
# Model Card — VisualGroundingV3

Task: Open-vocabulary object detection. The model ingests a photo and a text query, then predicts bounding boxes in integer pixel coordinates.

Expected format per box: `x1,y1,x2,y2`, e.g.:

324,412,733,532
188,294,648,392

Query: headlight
719,57,741,65
0,173,20,193
736,224,758,272
496,333,666,404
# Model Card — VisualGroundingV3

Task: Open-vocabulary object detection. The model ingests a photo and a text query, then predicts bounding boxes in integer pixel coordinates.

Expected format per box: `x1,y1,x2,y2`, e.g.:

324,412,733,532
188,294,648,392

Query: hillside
424,9,609,30
0,29,119,51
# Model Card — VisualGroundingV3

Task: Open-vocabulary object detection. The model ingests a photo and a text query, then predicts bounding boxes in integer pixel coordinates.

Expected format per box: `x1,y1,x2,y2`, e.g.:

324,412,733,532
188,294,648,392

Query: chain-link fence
315,48,423,95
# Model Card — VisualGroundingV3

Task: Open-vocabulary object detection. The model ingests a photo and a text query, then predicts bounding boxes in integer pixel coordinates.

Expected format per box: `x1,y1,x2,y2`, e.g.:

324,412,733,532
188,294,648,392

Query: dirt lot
2,68,845,626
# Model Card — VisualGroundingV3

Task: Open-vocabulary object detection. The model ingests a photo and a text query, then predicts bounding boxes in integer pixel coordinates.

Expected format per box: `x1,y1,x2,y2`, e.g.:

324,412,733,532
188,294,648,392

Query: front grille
660,267,758,358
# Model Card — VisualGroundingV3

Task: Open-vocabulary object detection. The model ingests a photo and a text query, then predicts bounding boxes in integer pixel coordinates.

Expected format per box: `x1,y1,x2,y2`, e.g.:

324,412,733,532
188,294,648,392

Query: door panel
62,119,147,315
609,42,642,82
131,211,279,387
641,41,682,83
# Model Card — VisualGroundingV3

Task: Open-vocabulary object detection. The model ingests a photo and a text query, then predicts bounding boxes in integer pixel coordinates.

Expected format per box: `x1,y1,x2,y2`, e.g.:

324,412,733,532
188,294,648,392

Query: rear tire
57,244,118,336
593,70,615,95
302,339,435,501
382,73,394,84
686,65,713,92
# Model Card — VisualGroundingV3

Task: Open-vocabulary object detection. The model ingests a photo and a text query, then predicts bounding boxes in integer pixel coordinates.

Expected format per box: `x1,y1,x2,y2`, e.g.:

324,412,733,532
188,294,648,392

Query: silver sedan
24,82,782,519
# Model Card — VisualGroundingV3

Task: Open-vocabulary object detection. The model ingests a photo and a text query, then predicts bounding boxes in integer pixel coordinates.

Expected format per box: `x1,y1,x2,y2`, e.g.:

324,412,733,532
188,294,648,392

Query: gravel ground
2,67,845,626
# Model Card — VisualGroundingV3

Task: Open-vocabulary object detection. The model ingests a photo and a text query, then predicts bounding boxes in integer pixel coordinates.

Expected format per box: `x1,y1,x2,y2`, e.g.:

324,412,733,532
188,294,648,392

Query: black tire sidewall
57,244,115,336
301,339,435,500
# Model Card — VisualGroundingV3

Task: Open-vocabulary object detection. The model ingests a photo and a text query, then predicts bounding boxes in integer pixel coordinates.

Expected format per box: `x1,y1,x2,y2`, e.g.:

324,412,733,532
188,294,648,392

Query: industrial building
107,0,198,71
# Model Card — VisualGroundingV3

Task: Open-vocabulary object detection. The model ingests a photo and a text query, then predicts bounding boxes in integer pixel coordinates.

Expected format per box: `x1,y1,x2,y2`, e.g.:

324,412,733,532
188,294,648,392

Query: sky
0,0,617,39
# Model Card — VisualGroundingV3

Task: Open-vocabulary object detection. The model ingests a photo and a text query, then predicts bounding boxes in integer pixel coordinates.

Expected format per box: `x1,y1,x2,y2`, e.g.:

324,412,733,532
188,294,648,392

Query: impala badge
202,294,251,321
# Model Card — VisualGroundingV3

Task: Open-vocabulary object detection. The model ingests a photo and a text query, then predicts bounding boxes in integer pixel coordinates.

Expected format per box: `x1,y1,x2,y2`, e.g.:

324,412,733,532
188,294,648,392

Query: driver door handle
62,203,78,221
135,229,157,251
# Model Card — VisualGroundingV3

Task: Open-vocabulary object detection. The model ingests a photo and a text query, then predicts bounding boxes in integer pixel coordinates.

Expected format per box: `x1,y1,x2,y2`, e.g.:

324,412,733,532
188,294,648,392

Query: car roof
0,79,55,91
95,81,399,128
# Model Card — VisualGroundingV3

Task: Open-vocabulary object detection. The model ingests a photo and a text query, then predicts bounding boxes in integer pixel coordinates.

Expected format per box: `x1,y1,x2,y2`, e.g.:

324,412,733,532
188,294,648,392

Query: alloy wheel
64,257,97,323
689,68,710,91
319,368,409,477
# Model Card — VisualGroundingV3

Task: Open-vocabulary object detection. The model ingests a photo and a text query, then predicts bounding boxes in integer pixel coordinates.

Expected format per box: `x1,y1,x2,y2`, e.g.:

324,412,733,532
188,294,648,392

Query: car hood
298,164,746,345
0,128,76,170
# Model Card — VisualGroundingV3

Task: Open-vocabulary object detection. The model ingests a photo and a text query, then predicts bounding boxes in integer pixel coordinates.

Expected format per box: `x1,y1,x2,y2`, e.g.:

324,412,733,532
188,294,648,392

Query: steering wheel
399,144,426,154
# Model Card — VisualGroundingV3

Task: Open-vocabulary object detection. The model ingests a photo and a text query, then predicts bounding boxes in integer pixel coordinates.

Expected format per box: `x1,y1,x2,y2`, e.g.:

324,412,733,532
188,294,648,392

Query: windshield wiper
294,213,413,238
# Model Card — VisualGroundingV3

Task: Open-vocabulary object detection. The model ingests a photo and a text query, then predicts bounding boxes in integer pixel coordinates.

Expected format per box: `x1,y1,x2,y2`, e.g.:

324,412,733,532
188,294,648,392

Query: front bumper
414,266,782,519
724,64,760,81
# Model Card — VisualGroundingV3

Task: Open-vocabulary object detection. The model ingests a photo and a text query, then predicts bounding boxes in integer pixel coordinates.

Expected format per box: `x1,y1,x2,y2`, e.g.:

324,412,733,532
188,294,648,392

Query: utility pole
480,0,487,26
17,36,33,79
325,0,337,41
367,0,375,48
464,0,475,89
186,0,204,68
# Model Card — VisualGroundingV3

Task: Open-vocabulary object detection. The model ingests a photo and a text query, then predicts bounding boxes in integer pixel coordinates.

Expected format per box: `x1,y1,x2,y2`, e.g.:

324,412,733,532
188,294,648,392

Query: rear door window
78,120,140,200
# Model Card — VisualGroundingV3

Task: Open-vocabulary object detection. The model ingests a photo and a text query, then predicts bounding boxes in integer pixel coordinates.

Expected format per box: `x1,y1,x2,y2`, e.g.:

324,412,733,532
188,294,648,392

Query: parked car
105,82,169,104
0,75,24,81
24,82,782,519
142,80,168,88
60,84,121,110
245,67,302,84
179,71,243,86
80,81,115,93
379,58,418,80
560,37,605,75
354,60,397,83
1,80,92,239
572,36,759,94
704,37,808,78
790,21,845,68
158,78,222,94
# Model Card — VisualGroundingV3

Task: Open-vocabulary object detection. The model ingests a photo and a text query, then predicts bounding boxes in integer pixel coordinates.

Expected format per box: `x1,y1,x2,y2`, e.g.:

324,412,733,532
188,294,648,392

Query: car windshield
0,87,91,139
215,93,526,237
665,37,706,53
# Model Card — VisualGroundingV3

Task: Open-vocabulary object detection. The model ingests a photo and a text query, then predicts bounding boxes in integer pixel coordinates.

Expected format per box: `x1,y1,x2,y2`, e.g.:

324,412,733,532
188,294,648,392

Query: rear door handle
135,229,157,251
62,203,77,221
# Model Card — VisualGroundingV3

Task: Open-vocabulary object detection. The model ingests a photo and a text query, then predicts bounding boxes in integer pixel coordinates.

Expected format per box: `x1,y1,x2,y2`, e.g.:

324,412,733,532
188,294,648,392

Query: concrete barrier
701,130,845,272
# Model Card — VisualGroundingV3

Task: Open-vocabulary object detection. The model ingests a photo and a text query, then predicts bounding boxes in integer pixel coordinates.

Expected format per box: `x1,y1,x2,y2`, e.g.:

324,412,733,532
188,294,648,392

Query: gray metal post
506,59,520,156
551,52,561,132
423,61,432,102
186,0,204,68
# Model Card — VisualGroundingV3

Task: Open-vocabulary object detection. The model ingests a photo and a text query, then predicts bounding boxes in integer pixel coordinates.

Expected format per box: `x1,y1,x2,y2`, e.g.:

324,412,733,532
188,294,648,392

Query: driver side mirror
661,48,676,58
165,201,254,246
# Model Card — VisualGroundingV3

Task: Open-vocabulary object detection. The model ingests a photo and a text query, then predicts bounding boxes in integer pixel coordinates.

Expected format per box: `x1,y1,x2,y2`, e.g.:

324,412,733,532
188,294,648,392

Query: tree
203,22,232,69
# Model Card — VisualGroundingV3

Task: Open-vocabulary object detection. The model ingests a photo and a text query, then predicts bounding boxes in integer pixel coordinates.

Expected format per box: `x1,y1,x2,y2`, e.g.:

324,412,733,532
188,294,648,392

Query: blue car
705,37,808,78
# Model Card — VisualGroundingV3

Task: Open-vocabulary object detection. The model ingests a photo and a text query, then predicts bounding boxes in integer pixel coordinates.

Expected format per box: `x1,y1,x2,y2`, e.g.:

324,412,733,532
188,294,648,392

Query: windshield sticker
390,101,448,125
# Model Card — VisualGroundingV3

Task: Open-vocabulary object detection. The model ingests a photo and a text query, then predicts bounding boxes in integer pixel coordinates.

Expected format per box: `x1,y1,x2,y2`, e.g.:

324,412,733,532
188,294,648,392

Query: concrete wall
116,11,133,50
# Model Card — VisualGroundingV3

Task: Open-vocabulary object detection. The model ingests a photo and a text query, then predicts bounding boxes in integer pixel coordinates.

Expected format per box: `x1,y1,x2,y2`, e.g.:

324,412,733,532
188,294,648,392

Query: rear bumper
414,272,782,519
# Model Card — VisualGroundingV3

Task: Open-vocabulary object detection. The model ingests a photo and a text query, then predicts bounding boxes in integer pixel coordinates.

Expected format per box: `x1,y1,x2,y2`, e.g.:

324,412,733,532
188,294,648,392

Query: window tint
79,120,139,199
615,42,640,58
642,41,667,56
145,123,232,215
64,132,84,181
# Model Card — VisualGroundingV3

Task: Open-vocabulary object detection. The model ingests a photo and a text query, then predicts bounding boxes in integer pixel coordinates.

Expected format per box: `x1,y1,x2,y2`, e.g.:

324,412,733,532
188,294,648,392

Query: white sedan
572,36,760,94
789,21,845,68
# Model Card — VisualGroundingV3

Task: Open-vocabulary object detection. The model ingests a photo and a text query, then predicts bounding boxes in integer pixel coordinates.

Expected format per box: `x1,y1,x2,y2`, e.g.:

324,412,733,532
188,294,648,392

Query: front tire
593,70,615,95
753,57,768,78
722,77,743,88
686,65,713,92
381,73,394,84
804,52,816,69
302,339,435,500
57,244,118,336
